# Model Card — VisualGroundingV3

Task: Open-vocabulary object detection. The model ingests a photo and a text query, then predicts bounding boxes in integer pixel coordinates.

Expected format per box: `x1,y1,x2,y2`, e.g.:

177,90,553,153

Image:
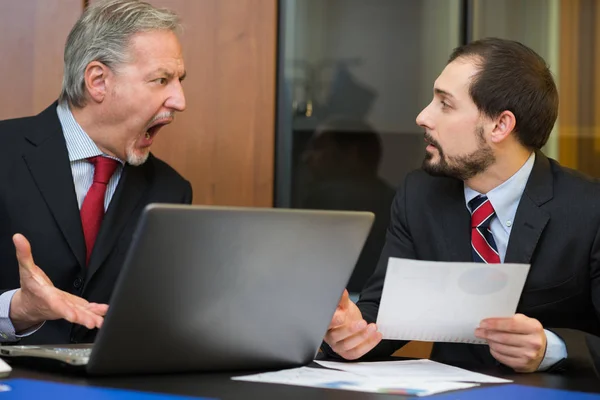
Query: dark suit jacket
331,151,600,375
0,103,192,344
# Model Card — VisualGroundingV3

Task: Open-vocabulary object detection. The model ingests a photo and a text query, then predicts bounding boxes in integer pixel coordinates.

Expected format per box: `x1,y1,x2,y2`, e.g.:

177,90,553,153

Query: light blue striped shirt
0,102,124,341
464,152,567,371
57,102,124,210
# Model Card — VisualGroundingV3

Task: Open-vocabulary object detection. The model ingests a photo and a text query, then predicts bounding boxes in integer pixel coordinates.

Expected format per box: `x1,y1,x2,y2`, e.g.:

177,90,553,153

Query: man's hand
324,290,382,360
475,313,547,372
9,234,108,332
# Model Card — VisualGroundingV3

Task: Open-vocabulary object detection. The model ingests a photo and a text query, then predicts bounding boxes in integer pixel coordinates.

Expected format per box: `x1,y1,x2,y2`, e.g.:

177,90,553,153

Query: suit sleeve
548,224,600,376
182,180,193,205
322,174,418,359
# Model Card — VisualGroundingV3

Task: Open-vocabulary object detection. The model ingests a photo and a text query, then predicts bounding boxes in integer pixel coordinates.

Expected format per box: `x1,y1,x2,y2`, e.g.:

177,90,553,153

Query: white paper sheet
376,258,530,344
315,359,511,383
233,366,479,396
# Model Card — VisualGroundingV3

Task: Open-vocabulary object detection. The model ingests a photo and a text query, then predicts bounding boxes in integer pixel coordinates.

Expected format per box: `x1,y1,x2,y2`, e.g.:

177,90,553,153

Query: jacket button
73,277,83,289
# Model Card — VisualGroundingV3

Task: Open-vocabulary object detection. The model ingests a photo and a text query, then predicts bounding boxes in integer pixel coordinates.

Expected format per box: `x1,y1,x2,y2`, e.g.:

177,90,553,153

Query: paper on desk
232,366,478,396
315,359,511,383
376,258,530,344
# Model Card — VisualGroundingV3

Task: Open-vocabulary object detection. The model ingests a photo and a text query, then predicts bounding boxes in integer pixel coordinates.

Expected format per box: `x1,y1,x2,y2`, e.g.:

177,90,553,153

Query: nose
165,80,186,112
416,102,432,129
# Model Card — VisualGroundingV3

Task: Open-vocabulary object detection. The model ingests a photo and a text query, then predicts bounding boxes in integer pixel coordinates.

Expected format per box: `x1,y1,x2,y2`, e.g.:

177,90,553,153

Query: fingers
328,309,346,330
45,292,106,329
64,293,93,308
486,341,523,358
325,317,382,361
328,291,357,330
330,324,382,360
480,314,541,334
335,323,377,352
327,319,367,344
475,328,525,347
86,303,109,316
59,301,104,330
338,289,350,310
479,320,547,373
489,347,522,367
13,234,35,272
488,346,539,373
476,328,545,353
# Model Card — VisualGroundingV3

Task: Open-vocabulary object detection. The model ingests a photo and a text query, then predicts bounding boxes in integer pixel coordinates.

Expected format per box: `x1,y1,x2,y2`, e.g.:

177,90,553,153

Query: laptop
0,204,373,375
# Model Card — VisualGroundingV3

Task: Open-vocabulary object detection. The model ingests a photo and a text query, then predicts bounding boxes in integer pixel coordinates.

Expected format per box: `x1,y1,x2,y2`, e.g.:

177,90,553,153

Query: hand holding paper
376,258,530,344
476,313,547,372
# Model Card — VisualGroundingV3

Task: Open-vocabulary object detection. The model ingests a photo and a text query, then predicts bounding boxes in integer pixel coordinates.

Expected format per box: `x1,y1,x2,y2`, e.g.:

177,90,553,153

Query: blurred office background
1,0,598,357
276,0,600,295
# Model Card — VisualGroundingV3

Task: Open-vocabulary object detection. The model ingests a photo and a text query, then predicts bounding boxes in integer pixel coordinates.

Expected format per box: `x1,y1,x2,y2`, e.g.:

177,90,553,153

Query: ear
83,61,111,104
490,111,516,144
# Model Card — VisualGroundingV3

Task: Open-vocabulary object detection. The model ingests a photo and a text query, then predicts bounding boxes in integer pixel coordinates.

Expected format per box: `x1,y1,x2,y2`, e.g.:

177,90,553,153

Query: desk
5,359,600,400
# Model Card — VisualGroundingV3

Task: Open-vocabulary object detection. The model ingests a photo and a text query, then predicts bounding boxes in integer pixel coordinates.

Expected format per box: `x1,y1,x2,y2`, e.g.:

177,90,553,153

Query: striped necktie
468,195,500,263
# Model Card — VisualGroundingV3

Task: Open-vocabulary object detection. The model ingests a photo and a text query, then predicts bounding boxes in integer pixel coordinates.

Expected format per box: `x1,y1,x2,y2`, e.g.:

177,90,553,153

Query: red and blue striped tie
469,195,500,263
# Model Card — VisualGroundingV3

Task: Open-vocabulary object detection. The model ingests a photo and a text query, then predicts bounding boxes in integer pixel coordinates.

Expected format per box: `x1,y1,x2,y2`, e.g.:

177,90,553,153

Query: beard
422,126,495,181
125,139,150,166
124,114,170,166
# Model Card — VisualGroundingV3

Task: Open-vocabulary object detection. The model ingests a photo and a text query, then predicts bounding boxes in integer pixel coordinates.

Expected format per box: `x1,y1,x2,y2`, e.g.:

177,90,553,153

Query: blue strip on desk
430,384,600,399
0,378,215,399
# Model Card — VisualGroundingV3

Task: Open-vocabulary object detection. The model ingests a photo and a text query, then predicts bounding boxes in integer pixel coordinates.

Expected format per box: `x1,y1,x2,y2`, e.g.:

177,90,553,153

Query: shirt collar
464,152,536,234
56,102,123,165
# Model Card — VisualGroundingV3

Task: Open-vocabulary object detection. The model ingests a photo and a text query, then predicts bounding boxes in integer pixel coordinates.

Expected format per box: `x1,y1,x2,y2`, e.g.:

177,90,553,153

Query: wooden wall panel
594,0,600,156
0,0,83,120
89,0,277,207
558,0,580,169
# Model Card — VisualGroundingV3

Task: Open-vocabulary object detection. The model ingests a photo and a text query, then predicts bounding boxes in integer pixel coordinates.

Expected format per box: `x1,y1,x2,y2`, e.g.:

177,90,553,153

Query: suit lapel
504,151,553,264
438,179,472,262
22,103,86,269
85,162,150,282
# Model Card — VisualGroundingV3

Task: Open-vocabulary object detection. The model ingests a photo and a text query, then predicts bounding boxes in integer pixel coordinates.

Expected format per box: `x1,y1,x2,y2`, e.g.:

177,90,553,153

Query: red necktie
469,195,501,264
80,156,119,265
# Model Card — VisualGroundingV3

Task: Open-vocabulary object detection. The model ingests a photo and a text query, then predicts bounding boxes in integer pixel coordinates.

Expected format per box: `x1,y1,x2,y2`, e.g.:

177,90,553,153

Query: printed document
376,258,530,344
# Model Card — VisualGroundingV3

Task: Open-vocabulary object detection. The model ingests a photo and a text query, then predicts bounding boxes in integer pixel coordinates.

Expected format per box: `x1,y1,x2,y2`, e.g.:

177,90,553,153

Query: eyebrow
434,88,455,99
148,68,187,81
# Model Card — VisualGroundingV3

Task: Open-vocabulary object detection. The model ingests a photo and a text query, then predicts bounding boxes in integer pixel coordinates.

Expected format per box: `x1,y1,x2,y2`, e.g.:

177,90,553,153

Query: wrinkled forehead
125,30,184,66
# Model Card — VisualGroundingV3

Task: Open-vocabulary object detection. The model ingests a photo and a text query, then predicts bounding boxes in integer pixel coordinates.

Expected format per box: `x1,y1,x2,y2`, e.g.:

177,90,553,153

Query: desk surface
5,360,600,400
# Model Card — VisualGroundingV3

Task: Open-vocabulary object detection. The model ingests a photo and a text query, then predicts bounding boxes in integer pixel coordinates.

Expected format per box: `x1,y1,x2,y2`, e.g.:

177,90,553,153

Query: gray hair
59,0,182,108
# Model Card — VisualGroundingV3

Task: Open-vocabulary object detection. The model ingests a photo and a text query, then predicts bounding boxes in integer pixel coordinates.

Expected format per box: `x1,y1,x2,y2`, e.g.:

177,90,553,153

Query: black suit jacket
0,103,192,344
341,151,600,375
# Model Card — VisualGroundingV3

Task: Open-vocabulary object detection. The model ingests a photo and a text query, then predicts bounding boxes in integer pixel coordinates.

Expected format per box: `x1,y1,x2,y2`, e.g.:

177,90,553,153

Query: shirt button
506,221,512,227
73,277,83,289
0,332,7,339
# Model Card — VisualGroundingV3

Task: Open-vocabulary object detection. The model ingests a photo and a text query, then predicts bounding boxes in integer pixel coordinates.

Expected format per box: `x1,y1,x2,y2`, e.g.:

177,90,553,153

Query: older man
0,0,192,344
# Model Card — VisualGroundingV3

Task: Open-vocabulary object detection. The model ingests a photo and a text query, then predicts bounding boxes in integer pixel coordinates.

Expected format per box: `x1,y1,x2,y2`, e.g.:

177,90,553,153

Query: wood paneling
558,0,580,170
594,0,600,156
558,0,600,176
89,0,277,207
2,0,276,206
392,341,433,359
0,0,83,120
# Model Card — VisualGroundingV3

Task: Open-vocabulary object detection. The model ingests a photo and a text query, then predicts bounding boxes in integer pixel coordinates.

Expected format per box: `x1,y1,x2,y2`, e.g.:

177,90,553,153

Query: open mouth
145,124,162,140
144,117,173,141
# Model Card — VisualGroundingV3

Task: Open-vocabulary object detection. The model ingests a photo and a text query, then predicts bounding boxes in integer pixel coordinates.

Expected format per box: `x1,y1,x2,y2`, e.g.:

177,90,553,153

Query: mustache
146,112,175,129
424,132,441,149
